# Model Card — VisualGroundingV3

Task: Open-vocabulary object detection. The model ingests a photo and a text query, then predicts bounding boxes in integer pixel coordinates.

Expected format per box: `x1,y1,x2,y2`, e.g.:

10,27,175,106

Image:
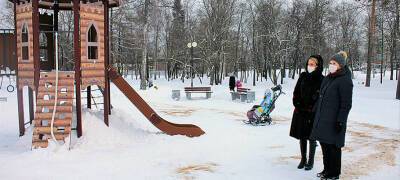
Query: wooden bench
231,87,255,103
184,87,212,99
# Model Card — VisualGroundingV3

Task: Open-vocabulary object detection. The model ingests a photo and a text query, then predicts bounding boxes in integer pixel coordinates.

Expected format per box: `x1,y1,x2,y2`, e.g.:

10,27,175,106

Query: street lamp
187,42,197,87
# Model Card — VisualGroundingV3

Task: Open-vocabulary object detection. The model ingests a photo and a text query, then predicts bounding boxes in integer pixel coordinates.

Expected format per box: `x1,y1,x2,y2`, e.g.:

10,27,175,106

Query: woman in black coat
310,51,353,180
229,74,236,91
290,55,324,170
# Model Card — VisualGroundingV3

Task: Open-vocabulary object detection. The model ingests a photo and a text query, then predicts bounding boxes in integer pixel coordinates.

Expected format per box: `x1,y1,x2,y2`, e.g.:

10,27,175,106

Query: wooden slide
108,67,205,137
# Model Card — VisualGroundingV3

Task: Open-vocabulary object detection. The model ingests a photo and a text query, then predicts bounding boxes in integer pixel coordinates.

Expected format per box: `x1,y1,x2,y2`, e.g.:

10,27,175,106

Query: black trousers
320,142,342,177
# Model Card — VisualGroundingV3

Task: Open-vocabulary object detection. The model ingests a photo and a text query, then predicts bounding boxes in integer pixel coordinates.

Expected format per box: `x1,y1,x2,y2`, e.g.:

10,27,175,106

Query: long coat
310,66,353,148
229,76,236,90
290,62,324,140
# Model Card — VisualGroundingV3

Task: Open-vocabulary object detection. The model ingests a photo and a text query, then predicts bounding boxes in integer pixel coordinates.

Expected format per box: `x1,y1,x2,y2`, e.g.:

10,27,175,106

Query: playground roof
8,0,121,10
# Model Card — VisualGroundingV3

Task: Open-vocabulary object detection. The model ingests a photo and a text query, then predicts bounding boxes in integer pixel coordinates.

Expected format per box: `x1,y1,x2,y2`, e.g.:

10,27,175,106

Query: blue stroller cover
247,89,273,120
245,85,284,125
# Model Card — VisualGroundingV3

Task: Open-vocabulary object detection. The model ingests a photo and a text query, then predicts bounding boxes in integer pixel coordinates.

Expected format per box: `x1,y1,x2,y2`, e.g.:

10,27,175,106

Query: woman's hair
308,57,318,65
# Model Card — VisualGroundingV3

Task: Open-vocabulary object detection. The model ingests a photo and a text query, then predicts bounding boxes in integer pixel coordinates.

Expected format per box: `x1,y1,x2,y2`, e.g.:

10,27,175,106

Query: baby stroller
244,85,285,126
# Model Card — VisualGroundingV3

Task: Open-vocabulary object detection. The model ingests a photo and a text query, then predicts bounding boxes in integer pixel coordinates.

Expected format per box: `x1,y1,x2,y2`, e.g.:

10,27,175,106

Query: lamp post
187,42,197,87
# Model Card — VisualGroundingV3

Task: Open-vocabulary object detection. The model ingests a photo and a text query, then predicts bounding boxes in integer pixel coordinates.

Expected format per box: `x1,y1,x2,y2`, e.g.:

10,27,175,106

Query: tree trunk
140,0,150,90
281,59,286,84
391,0,399,81
154,24,160,80
366,0,376,87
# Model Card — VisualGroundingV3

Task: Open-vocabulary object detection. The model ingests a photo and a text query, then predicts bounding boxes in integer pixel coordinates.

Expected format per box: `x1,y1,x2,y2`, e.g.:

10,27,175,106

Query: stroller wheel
263,116,272,125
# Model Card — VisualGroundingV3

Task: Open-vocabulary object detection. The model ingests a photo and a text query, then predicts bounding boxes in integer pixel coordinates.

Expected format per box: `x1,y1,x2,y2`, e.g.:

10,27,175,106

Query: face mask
329,64,338,74
307,66,316,73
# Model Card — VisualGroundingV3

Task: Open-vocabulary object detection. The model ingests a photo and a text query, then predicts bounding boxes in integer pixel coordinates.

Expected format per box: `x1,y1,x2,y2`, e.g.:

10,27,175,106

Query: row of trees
1,0,399,98
106,0,399,89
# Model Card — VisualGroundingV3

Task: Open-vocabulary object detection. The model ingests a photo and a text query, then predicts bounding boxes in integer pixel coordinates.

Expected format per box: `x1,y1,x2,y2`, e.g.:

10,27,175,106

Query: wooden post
397,72,400,100
17,88,25,136
54,0,59,70
32,0,39,91
87,86,91,109
28,88,34,124
103,0,110,125
54,0,59,32
105,8,114,115
73,0,82,137
14,0,25,136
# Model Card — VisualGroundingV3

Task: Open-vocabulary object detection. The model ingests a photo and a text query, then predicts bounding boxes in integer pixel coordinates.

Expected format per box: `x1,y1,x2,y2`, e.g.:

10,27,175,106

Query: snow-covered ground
0,71,399,180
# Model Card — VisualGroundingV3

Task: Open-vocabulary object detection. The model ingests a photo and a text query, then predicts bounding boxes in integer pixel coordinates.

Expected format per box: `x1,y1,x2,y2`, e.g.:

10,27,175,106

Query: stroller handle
271,85,282,92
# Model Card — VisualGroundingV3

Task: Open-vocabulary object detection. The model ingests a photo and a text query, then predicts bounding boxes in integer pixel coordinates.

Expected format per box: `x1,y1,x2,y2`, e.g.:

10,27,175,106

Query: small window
87,25,98,60
88,25,97,42
22,24,28,42
22,46,29,60
21,24,29,61
40,33,48,62
88,46,98,59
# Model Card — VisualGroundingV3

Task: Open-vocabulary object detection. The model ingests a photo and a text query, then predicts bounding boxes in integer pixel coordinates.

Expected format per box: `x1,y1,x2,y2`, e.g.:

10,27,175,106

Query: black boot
317,170,326,178
305,140,316,170
320,175,339,180
297,139,307,169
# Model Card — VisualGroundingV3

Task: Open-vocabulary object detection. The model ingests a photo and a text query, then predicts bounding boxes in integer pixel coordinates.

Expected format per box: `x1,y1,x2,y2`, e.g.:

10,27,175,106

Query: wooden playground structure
10,0,204,149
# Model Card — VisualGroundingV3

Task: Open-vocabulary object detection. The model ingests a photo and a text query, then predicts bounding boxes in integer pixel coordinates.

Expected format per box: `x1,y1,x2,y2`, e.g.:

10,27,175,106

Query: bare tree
200,0,236,85
389,0,399,81
366,0,377,87
140,0,150,90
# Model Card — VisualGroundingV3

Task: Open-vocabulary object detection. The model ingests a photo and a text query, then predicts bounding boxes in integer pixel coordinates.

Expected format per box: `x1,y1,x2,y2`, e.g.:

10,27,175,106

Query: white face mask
329,64,338,74
307,66,316,73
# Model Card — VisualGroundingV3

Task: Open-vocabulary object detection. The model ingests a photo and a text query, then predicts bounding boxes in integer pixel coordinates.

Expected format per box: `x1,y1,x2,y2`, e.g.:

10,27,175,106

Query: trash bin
172,90,180,101
231,92,239,100
247,91,255,103
240,93,247,102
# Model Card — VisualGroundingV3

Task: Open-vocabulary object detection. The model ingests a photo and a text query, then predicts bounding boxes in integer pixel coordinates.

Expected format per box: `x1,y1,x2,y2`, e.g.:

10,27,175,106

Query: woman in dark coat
310,51,353,180
229,74,236,91
290,55,324,170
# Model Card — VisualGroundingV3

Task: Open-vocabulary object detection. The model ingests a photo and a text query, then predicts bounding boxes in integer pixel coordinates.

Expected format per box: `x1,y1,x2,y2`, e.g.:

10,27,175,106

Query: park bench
231,87,255,103
184,87,212,99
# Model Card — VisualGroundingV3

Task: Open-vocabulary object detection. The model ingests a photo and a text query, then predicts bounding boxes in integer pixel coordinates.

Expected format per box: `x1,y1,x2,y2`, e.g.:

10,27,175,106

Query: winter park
0,0,400,179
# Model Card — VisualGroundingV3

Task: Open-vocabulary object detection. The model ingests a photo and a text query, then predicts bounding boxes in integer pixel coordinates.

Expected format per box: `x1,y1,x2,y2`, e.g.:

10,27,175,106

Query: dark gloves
336,122,343,133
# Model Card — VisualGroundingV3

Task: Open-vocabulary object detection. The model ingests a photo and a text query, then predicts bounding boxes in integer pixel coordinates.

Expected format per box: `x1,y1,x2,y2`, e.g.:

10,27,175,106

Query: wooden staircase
32,71,75,148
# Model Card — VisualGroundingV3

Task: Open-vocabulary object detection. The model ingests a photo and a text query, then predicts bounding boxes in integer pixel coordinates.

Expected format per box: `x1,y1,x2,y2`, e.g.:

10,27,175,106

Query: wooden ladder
32,71,75,149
